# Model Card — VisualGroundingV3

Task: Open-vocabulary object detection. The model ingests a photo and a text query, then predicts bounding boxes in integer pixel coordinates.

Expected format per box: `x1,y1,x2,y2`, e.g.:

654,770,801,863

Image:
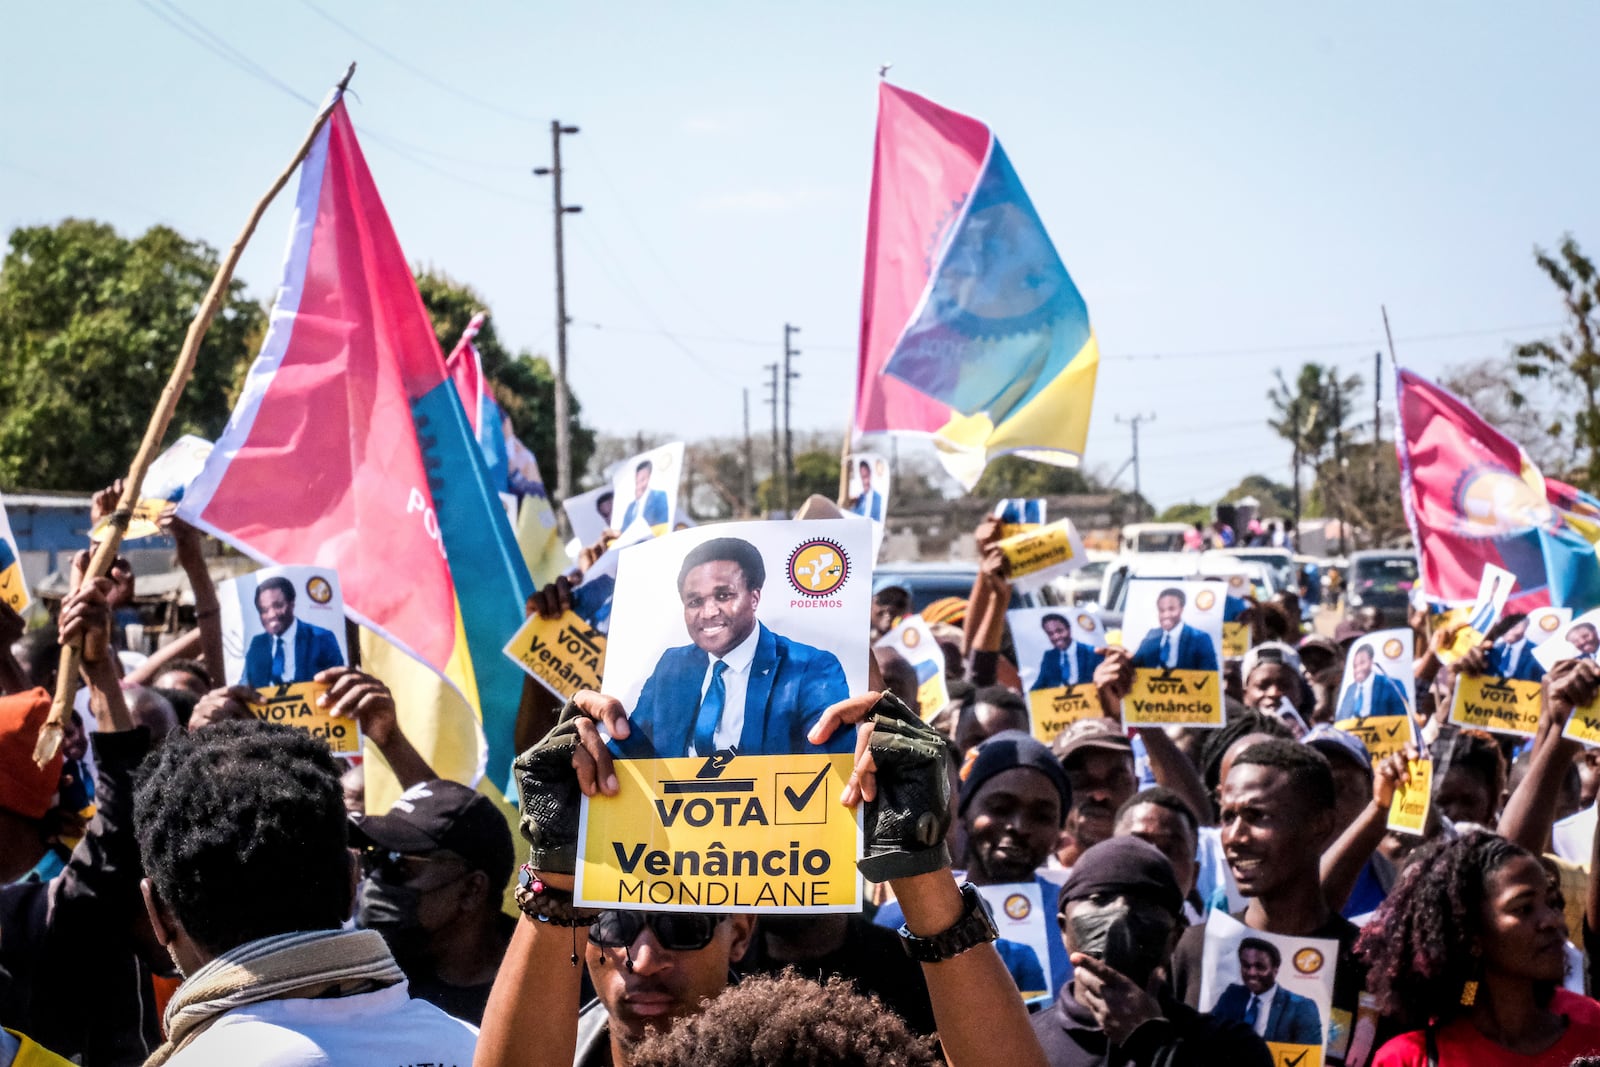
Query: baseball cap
958,730,1071,818
1303,724,1372,776
1241,642,1303,681
1051,716,1133,767
351,780,515,889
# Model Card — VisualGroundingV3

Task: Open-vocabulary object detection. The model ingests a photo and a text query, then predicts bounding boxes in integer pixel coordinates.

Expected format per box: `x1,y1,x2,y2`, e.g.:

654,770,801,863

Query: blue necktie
1353,686,1365,716
1062,649,1075,686
693,661,728,755
271,636,285,684
1243,994,1260,1028
1161,632,1173,668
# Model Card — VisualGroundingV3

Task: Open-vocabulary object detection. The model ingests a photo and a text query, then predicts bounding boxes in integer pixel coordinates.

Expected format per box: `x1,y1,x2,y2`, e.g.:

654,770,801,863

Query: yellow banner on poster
502,609,606,700
0,559,26,614
998,521,1078,581
1123,669,1223,727
1387,758,1433,836
1028,684,1103,743
1450,675,1541,737
997,522,1039,542
1268,1045,1322,1067
917,672,950,721
1563,700,1600,746
1335,715,1413,764
247,682,360,756
1222,621,1250,658
577,753,861,912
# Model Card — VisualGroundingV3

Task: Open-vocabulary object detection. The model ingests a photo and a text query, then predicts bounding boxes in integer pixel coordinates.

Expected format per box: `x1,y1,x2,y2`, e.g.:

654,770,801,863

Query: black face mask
356,878,429,964
1067,901,1175,987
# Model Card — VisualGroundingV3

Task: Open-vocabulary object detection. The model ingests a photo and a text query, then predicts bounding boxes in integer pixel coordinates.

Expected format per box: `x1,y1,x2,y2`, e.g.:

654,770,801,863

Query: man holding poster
610,534,853,758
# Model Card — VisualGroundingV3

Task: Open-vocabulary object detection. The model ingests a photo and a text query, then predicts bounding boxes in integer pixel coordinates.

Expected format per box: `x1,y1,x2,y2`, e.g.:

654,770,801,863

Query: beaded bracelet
514,864,600,928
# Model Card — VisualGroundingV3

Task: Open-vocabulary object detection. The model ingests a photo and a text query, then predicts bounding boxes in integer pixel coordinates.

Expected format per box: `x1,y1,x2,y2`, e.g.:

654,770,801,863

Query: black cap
958,730,1071,820
1057,835,1183,917
350,779,515,889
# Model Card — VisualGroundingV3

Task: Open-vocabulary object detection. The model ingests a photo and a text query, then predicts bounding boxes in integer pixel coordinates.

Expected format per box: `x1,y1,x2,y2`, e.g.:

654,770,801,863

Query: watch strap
897,882,999,963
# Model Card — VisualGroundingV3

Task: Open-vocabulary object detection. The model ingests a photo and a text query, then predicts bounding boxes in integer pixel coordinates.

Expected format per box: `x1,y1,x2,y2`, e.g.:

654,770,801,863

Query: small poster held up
218,566,357,756
977,882,1054,1006
992,498,1045,540
1333,628,1417,764
1387,758,1433,836
1220,572,1253,658
608,442,685,537
89,435,214,542
0,496,28,615
997,518,1087,594
1010,606,1106,744
875,614,947,720
1438,564,1515,666
1198,911,1340,1067
1536,608,1600,746
563,484,618,551
841,452,890,558
576,519,870,913
1120,581,1224,729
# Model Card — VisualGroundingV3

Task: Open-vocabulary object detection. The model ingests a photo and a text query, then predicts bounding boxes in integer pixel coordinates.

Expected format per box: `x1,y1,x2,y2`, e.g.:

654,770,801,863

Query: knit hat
1058,835,1183,916
957,729,1071,820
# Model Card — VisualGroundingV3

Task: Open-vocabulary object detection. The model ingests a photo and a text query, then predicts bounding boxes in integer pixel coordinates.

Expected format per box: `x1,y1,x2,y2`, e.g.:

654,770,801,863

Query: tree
1267,363,1361,547
1157,502,1210,525
1220,474,1294,517
414,267,595,493
1442,359,1567,475
757,449,838,514
1514,235,1600,490
0,219,265,490
972,455,1095,498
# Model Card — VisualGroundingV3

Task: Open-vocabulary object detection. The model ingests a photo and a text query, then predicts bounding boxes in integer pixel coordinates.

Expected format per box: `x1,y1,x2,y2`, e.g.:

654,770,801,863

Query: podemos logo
1003,893,1031,920
1382,638,1405,660
787,538,849,597
1292,947,1325,975
306,576,334,605
1194,589,1217,613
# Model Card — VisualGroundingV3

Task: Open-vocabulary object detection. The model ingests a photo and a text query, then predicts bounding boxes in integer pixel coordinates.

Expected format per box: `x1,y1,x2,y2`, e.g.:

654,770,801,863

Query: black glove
512,700,586,875
858,692,953,883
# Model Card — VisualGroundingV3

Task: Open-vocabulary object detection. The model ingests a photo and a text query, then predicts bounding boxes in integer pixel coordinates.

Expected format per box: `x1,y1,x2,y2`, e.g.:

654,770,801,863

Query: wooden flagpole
34,62,358,765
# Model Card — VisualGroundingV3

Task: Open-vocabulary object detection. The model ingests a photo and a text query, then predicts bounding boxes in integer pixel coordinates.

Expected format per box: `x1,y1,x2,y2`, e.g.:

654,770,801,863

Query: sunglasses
358,847,464,887
588,911,727,952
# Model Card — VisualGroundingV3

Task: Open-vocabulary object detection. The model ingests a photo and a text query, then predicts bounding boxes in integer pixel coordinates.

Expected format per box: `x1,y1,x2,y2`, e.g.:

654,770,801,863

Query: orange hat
0,688,64,819
921,597,968,626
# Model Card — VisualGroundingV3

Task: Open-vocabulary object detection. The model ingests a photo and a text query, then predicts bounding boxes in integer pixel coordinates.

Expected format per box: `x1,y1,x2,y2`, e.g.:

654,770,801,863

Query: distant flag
1396,367,1600,612
445,312,510,492
854,83,1100,489
179,93,534,792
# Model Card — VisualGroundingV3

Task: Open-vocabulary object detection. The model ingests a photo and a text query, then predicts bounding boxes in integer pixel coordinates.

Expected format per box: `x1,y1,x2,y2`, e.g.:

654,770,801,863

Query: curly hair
1355,830,1543,1028
1198,710,1293,794
134,720,351,954
630,971,939,1067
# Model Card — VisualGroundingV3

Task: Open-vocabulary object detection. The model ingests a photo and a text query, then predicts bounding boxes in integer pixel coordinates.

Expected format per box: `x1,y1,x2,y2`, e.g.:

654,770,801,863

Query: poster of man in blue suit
603,522,869,759
1128,585,1220,674
619,459,670,532
1210,938,1323,1046
1335,632,1414,720
1008,608,1103,691
224,568,347,689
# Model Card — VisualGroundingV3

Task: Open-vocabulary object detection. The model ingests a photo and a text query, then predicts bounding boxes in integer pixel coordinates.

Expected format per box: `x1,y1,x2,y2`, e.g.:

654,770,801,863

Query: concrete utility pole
764,362,780,516
742,387,753,517
1115,413,1155,519
783,324,800,516
532,121,581,502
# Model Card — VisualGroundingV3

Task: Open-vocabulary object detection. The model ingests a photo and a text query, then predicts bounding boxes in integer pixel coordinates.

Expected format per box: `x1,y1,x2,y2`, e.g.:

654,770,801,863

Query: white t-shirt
165,983,477,1066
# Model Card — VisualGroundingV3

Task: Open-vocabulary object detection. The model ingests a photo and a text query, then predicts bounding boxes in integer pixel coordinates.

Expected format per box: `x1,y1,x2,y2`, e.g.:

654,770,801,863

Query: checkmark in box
775,767,830,825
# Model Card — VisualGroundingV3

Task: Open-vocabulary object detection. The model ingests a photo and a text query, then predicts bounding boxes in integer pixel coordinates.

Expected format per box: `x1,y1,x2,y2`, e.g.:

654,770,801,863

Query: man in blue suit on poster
618,459,670,532
1490,615,1546,683
1336,643,1411,719
612,537,853,758
1212,938,1323,1046
242,576,344,687
850,460,883,522
1032,613,1100,690
1131,587,1218,673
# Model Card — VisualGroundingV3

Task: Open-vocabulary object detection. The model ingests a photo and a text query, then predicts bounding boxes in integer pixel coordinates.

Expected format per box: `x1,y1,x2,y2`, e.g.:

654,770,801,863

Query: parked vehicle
1342,550,1418,627
1118,522,1193,554
1093,552,1277,630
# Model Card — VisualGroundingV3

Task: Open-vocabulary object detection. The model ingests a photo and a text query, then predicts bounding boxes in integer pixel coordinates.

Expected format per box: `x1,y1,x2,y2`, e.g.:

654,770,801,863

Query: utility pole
1331,374,1348,556
741,388,753,517
764,363,780,517
532,120,581,502
1372,349,1382,550
783,324,800,516
1115,413,1154,520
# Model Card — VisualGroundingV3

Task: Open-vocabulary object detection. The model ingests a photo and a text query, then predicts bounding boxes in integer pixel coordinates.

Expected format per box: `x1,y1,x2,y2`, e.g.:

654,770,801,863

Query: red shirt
1374,990,1600,1066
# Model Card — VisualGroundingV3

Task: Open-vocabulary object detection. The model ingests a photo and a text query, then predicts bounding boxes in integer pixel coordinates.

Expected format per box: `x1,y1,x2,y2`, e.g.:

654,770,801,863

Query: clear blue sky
4,3,1596,509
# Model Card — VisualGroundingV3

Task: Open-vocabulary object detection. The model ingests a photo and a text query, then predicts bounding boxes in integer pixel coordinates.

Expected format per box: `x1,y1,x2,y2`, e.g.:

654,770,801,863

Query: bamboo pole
34,62,357,765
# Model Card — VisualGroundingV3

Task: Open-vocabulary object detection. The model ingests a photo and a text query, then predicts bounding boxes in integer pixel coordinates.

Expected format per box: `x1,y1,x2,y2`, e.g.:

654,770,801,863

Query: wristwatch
897,882,998,963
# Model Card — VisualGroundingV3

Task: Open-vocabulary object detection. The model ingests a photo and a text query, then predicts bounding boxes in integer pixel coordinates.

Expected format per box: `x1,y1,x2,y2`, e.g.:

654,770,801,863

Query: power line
1107,320,1563,363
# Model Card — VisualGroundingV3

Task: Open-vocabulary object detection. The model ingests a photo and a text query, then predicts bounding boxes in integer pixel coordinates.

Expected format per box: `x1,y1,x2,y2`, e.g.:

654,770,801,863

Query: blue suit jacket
851,489,883,522
1493,641,1546,683
243,620,344,687
1212,983,1321,1045
1032,644,1101,691
613,623,853,758
1131,624,1219,673
1336,670,1410,719
621,489,669,531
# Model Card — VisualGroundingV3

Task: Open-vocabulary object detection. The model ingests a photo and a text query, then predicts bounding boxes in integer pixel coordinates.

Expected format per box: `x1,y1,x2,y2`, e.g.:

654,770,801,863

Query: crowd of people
8,497,1600,1067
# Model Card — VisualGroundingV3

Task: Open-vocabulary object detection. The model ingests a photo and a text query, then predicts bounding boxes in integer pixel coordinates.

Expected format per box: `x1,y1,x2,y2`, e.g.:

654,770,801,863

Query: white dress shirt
269,618,299,682
1248,983,1278,1039
690,624,761,756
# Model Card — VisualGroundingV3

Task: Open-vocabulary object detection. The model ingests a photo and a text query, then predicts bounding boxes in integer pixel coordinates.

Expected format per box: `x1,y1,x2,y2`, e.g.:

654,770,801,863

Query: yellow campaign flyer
1387,758,1433,836
1563,698,1600,746
576,753,861,912
248,681,361,756
1119,580,1226,728
1027,684,1103,744
503,609,607,700
1222,621,1250,658
1449,675,1541,738
1124,669,1224,727
1334,715,1414,764
997,519,1085,590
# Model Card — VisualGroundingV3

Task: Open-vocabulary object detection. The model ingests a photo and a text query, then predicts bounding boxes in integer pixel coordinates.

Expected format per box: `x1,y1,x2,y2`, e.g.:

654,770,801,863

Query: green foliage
1157,502,1210,525
756,449,840,513
0,219,265,490
971,455,1094,497
1220,474,1293,517
413,267,595,491
1514,235,1600,490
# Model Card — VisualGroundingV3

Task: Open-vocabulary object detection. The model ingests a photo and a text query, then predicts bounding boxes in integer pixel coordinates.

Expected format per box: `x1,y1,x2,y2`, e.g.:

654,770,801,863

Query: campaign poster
992,498,1046,540
1386,758,1433,836
875,614,947,720
1198,911,1340,1067
1332,628,1417,764
1533,606,1600,672
0,496,28,615
608,441,685,537
503,610,606,701
842,452,890,559
977,882,1054,1006
563,484,617,551
1120,580,1224,729
89,435,214,543
1452,604,1566,738
1010,605,1106,743
218,566,357,756
997,518,1087,594
576,519,870,913
1438,564,1515,666
1221,572,1252,658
